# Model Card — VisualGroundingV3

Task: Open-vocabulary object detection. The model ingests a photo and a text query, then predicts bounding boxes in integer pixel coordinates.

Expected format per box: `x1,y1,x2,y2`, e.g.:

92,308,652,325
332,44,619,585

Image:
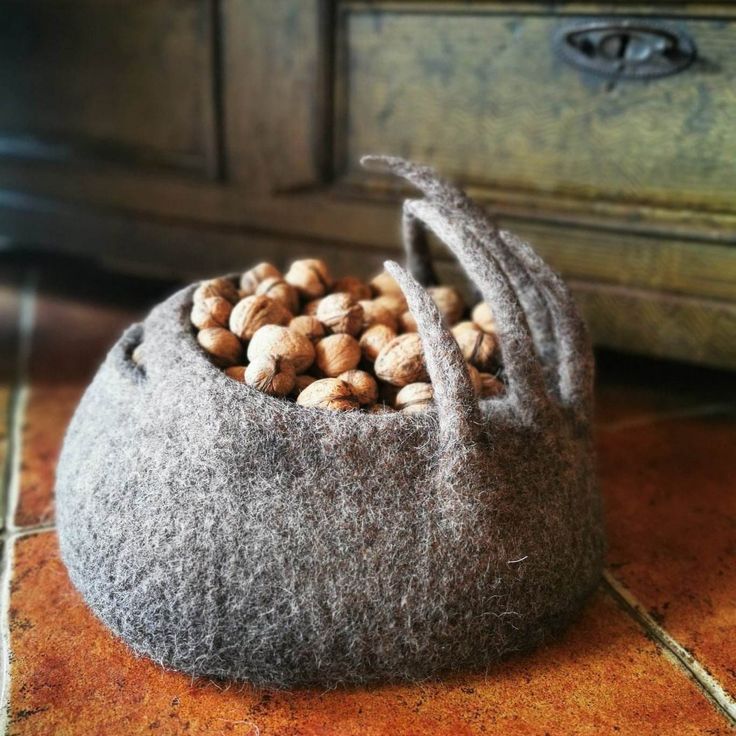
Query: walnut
292,374,317,395
224,365,247,383
399,311,417,333
359,324,397,363
193,277,239,304
395,382,434,413
373,293,408,318
296,378,359,411
332,276,372,301
285,259,333,299
471,301,496,334
247,325,315,373
229,295,291,341
255,277,299,313
197,327,242,367
191,296,233,330
289,315,326,342
245,355,296,396
367,403,396,414
240,262,282,296
316,293,364,336
465,363,481,396
314,334,361,376
370,270,403,297
338,369,378,405
358,300,398,332
374,333,428,387
302,298,323,317
478,372,505,399
452,321,497,371
428,286,465,325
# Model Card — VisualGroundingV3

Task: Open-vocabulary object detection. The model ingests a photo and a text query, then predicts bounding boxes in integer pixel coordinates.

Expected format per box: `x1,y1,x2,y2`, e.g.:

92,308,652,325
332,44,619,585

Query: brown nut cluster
191,261,505,412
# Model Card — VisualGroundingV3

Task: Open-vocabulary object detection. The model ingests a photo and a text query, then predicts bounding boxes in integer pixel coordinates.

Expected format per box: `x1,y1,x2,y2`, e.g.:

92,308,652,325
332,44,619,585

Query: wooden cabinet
0,1,734,369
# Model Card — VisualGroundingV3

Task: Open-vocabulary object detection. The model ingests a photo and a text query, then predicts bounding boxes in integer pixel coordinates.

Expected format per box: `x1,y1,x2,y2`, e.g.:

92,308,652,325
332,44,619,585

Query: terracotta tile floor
1,257,735,735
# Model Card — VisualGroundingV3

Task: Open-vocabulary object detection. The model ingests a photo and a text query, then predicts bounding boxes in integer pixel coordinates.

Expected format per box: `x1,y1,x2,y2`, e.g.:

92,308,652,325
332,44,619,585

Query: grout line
603,569,736,727
3,272,36,537
597,401,736,434
0,271,36,735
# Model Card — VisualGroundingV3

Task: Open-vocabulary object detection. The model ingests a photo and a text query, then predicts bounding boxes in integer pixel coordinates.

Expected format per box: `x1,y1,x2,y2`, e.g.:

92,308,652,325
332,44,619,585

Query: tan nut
239,262,282,296
338,369,378,405
465,363,481,396
285,259,333,299
367,403,396,414
370,270,403,297
471,301,496,334
224,365,247,383
359,324,397,363
197,327,242,367
296,378,359,411
255,276,299,313
478,372,505,399
374,333,428,387
247,325,315,373
302,298,323,317
373,293,408,318
314,334,361,376
332,275,372,301
193,277,239,304
358,300,398,332
316,293,364,336
292,373,317,395
452,321,497,371
229,295,291,341
399,311,417,333
289,315,326,342
190,296,233,330
428,286,465,325
395,382,434,413
245,354,296,396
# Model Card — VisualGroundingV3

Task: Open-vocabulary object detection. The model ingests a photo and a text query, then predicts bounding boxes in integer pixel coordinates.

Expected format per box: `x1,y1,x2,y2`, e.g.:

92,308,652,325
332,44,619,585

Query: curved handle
384,260,481,447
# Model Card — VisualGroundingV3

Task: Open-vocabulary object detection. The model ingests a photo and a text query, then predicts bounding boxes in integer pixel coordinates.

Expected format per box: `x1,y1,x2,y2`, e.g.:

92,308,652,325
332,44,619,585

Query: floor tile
7,532,730,736
16,292,144,527
600,410,736,704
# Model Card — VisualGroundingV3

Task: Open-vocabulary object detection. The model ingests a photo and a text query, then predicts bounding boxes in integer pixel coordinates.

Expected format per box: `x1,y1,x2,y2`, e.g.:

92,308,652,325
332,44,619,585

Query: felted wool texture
56,156,604,688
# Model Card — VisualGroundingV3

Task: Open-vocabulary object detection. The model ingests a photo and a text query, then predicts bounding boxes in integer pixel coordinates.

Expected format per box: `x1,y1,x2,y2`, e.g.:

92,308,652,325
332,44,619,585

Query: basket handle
384,261,481,447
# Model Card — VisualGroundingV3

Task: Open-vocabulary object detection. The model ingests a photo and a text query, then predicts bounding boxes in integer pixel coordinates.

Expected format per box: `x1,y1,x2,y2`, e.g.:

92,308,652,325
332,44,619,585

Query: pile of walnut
192,259,504,413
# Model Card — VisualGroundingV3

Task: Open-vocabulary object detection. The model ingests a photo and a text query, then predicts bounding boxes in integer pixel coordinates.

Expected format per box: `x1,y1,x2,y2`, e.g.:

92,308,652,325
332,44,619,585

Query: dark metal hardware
555,20,696,79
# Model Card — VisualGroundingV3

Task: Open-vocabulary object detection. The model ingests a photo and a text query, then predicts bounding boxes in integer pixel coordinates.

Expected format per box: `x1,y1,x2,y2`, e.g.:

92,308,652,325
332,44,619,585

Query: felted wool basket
56,156,604,688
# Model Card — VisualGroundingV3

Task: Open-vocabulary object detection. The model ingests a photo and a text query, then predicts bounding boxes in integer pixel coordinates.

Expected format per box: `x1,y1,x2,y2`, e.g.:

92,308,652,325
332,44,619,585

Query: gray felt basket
56,157,604,688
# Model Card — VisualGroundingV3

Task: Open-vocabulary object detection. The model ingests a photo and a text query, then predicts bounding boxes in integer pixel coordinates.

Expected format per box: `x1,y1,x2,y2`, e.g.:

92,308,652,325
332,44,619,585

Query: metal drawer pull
555,21,696,79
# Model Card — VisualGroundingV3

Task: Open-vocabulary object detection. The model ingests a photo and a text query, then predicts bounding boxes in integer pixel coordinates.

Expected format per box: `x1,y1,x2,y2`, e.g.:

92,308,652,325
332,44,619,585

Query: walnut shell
373,293,408,318
224,365,247,383
197,327,242,367
193,277,239,305
338,369,378,405
465,363,481,396
314,334,361,377
452,321,497,371
240,262,282,296
229,295,291,341
478,372,505,399
292,373,317,395
245,355,296,396
255,277,299,313
399,311,417,333
395,382,434,413
247,325,315,373
428,286,465,325
358,300,399,332
367,403,396,414
359,324,397,363
332,276,372,301
374,333,428,387
285,259,333,299
302,298,323,317
190,296,233,330
471,301,496,334
316,293,364,336
296,378,359,411
289,315,326,342
370,270,403,297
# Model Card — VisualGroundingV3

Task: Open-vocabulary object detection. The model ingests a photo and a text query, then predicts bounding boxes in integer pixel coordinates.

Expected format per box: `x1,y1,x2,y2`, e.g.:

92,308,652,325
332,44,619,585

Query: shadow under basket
55,156,604,688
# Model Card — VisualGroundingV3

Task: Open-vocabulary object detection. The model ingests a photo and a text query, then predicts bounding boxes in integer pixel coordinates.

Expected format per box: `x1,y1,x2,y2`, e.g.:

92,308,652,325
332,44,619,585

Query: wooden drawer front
337,5,736,214
0,1,217,176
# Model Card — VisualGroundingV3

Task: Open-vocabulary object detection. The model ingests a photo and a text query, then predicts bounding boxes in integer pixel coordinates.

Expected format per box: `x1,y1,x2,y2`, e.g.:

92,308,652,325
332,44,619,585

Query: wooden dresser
1,1,734,368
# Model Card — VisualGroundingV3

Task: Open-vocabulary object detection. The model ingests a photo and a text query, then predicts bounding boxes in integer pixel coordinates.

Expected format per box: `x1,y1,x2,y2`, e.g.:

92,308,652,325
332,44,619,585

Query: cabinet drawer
337,5,736,215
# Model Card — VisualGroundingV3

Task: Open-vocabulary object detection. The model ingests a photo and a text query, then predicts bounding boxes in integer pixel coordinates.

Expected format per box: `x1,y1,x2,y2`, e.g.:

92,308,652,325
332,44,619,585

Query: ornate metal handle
554,20,696,79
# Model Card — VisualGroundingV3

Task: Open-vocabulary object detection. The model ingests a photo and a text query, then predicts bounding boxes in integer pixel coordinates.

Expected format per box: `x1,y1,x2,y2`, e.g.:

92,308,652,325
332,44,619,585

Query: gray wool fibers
55,156,604,688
